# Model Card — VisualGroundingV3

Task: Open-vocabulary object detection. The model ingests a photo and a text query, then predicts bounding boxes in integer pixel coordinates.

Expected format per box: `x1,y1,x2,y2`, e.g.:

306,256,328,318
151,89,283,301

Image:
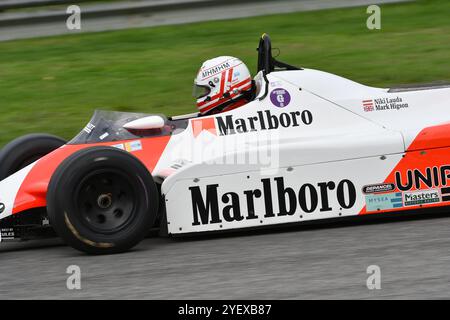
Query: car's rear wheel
0,133,66,180
47,147,159,254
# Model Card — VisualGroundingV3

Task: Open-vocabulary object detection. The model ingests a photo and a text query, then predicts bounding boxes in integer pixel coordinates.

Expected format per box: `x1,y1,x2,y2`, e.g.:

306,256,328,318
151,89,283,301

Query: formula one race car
1,34,450,254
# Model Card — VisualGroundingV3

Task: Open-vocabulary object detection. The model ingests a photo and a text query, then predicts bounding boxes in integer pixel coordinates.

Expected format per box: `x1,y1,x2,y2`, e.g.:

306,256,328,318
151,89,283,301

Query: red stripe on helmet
218,70,227,97
198,77,252,108
228,68,234,84
199,80,252,114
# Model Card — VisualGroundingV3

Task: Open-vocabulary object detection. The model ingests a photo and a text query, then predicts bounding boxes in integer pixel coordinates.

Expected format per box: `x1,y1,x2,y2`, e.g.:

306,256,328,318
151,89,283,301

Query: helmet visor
192,83,211,99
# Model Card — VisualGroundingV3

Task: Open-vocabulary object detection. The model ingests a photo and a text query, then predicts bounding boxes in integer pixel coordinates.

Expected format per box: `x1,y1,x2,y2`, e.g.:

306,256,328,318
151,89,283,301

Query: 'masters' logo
403,189,440,207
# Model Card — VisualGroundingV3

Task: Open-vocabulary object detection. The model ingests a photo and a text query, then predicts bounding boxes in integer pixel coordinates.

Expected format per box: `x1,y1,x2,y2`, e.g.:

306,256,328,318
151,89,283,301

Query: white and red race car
1,34,449,254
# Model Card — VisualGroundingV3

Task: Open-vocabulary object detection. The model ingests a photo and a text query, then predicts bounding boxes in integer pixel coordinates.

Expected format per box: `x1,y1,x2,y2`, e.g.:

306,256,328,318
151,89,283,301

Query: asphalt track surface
1,211,450,299
0,0,411,41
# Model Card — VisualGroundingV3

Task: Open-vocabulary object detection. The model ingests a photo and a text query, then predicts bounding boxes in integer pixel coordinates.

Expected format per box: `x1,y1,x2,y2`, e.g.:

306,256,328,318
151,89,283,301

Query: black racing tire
0,133,66,180
47,147,159,255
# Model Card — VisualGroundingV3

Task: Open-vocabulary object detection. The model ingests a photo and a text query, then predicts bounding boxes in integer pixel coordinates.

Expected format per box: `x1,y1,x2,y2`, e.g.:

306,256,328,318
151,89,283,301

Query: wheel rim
75,169,137,234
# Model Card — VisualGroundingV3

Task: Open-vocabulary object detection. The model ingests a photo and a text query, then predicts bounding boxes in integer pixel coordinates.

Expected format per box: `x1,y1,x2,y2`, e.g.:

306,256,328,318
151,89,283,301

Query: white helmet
193,56,253,115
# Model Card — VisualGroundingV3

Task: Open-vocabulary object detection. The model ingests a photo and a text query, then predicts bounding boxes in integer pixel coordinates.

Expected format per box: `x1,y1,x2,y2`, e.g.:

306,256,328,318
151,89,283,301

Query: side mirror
123,115,165,130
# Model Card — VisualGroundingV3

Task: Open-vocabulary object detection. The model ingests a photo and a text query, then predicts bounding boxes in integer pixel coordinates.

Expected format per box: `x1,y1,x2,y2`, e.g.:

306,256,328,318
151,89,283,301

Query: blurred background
1,0,450,301
0,0,449,146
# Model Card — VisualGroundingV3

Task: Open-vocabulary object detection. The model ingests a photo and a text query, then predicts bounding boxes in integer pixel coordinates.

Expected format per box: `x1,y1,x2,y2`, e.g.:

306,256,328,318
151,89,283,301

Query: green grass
0,0,449,146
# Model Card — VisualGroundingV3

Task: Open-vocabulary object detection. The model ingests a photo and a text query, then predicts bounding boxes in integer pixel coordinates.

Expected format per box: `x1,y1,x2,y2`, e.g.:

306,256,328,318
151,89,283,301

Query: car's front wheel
47,147,159,254
0,133,66,180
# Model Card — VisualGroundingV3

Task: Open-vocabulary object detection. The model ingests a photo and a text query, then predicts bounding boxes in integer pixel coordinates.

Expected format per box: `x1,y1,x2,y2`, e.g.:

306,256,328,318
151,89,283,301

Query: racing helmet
193,56,253,115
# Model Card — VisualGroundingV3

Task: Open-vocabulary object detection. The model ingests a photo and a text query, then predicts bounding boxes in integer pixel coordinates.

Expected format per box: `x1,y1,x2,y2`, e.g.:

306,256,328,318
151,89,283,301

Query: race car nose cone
97,194,113,209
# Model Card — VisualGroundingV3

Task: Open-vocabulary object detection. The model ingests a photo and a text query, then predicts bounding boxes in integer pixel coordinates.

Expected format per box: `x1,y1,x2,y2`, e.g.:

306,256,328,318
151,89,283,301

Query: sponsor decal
363,100,374,112
201,62,231,79
0,203,4,214
192,117,217,138
112,143,125,150
83,122,95,134
125,140,142,152
363,97,409,112
112,140,142,152
159,160,191,178
191,109,313,138
270,88,291,108
270,81,283,87
99,132,109,140
403,189,441,207
0,228,14,240
189,177,357,226
362,183,395,194
395,165,450,191
170,159,190,170
216,110,313,136
366,192,403,212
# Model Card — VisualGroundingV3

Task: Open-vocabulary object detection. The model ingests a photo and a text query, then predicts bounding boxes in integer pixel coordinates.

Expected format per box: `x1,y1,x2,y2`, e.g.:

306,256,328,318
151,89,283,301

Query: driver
193,56,255,115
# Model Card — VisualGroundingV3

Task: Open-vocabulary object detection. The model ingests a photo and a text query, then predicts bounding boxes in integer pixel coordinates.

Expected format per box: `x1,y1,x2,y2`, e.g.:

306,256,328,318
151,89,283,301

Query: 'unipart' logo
191,109,313,138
